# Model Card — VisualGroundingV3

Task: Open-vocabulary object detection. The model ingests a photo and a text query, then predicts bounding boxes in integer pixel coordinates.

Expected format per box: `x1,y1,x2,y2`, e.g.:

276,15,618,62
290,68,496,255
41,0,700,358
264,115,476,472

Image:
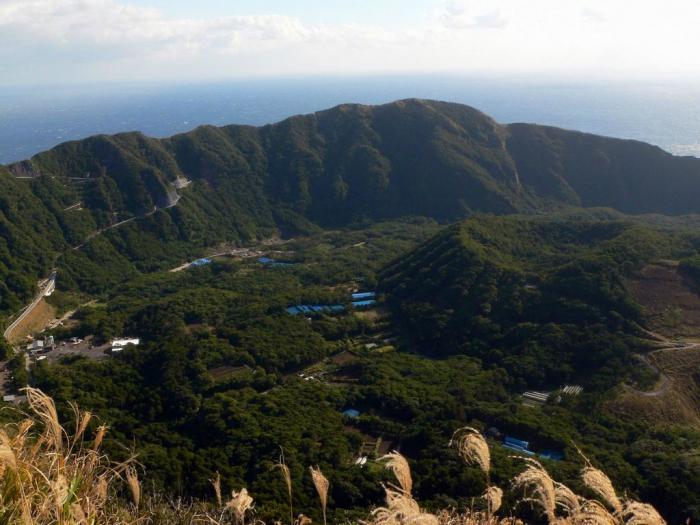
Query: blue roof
505,437,529,450
503,443,535,455
352,291,376,300
352,300,377,308
191,258,212,267
286,304,346,316
342,409,360,418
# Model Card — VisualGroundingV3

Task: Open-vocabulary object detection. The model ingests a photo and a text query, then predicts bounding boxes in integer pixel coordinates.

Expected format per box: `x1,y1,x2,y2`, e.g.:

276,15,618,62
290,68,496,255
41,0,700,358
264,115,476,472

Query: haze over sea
2,75,699,165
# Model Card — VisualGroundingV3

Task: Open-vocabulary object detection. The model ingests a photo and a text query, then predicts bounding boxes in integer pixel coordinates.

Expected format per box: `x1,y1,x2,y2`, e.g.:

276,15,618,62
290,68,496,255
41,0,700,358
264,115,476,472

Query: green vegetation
4,99,700,323
2,100,700,523
380,216,681,389
9,216,696,523
0,388,668,525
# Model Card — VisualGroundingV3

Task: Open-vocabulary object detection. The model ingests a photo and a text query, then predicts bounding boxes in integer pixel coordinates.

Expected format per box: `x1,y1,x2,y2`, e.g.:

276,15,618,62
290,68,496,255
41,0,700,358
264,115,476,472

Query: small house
503,436,534,455
111,338,140,352
351,291,376,300
26,340,44,353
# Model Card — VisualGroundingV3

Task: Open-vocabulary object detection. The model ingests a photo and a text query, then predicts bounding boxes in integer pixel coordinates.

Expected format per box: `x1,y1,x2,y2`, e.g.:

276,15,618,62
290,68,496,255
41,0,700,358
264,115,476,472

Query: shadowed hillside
3,99,700,321
379,216,677,389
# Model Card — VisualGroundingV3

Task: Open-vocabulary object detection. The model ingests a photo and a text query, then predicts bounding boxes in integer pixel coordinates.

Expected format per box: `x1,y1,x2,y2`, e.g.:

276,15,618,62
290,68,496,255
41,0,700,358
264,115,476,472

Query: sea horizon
2,74,700,164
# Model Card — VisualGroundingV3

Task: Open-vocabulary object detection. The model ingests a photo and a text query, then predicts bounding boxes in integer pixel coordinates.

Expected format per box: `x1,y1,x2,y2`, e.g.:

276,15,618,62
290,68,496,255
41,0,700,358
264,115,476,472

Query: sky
1,0,700,86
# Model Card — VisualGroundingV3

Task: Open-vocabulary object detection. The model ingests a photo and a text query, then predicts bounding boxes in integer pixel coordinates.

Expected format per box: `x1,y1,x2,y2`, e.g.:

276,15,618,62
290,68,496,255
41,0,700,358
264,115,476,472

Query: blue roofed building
286,304,346,316
352,291,376,300
343,408,361,418
191,258,212,267
503,436,535,455
352,299,376,308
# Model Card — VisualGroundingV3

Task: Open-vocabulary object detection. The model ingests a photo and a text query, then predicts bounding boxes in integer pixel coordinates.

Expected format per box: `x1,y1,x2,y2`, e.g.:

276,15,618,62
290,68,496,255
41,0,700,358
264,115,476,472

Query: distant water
1,75,699,164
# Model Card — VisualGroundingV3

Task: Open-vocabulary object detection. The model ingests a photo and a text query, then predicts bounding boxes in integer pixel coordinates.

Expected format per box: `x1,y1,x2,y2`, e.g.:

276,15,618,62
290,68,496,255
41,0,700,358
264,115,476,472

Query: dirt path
168,238,289,273
623,340,700,397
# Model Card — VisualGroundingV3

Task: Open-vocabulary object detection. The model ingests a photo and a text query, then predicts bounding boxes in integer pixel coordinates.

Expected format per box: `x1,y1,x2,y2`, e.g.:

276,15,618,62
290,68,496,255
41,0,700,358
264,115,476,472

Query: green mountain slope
3,99,700,320
0,167,69,312
379,215,684,389
507,123,700,213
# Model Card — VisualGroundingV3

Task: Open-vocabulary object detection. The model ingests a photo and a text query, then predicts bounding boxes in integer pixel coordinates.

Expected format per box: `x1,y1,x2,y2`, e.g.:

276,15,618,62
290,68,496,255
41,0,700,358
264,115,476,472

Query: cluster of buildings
521,384,584,407
190,258,212,268
501,436,564,461
351,291,377,308
287,291,378,317
26,336,62,355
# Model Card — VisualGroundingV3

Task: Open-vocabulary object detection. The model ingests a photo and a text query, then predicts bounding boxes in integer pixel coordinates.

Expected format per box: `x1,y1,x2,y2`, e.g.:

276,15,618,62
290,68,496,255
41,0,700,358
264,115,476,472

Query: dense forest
380,217,680,389
11,215,698,523
2,101,700,523
4,100,700,319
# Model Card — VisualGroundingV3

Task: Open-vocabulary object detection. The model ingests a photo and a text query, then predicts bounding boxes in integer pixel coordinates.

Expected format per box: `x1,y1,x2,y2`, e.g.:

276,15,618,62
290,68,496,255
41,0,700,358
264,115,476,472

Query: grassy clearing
6,299,56,345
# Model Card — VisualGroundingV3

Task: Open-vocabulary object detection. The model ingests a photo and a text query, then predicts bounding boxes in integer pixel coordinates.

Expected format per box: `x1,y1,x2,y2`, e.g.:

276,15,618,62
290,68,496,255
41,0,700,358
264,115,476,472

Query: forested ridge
4,99,700,318
2,100,700,523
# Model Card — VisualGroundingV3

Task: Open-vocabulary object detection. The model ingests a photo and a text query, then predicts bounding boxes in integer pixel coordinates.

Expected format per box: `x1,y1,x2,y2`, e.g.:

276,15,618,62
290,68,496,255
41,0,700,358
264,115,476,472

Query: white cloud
1,0,699,84
438,2,509,30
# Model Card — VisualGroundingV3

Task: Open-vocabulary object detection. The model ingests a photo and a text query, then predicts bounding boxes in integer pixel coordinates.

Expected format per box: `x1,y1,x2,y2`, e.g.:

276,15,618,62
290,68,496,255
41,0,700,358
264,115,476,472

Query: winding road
623,339,700,397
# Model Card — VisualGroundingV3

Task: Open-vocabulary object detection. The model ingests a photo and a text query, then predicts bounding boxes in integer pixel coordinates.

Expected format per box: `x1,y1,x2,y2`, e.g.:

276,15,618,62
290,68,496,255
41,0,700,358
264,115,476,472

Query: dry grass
0,387,138,524
580,466,622,514
612,345,700,426
5,298,57,344
310,467,329,525
379,452,413,496
225,488,254,525
449,427,491,477
0,390,667,525
512,458,557,523
273,452,293,525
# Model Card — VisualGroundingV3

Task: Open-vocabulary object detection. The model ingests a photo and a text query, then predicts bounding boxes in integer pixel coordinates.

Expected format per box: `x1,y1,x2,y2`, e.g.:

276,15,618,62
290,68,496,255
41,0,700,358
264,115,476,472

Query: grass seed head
570,499,619,525
211,471,223,508
512,458,556,523
379,452,413,495
554,482,581,517
622,501,666,525
581,467,622,514
227,487,255,525
23,387,64,450
126,466,141,509
483,486,503,515
310,466,329,525
449,427,491,475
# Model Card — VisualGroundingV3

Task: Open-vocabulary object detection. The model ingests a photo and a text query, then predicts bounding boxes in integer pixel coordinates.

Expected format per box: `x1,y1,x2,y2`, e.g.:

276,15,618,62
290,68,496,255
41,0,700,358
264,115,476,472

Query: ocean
1,75,699,164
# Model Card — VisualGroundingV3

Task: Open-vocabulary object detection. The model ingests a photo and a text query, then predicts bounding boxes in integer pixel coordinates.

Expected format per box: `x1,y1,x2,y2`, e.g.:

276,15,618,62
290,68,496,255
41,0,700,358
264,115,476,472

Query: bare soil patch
625,262,700,338
6,299,56,344
611,345,700,426
612,262,700,426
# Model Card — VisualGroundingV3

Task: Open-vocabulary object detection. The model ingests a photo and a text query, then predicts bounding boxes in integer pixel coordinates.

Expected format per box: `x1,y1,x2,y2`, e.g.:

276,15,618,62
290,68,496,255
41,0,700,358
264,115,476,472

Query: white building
26,340,44,353
111,338,140,352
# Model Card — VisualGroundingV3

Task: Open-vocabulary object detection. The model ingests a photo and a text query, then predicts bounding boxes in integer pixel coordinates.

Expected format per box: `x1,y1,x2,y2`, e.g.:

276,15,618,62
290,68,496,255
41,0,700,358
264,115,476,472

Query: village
1,238,572,470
